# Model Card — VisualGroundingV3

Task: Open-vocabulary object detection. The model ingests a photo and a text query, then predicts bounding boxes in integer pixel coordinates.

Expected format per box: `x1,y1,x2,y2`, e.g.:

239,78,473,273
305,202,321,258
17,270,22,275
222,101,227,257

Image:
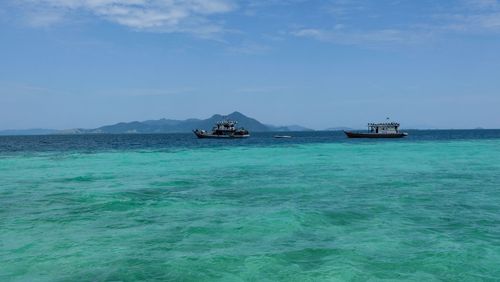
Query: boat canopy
216,120,238,126
213,119,239,132
368,122,400,133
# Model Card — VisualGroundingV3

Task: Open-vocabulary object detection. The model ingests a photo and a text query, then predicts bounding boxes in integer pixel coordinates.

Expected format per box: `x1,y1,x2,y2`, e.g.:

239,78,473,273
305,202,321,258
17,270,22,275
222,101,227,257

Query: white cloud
11,0,500,43
17,0,236,36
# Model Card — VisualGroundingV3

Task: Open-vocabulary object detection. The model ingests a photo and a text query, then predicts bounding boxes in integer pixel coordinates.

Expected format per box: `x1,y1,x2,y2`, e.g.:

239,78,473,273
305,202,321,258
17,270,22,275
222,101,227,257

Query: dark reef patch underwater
1,130,500,281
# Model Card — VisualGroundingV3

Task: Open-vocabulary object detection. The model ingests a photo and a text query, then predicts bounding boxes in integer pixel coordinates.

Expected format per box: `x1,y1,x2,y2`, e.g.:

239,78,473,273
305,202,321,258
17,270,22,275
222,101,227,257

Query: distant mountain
0,112,313,135
82,111,269,133
69,112,310,134
0,128,58,136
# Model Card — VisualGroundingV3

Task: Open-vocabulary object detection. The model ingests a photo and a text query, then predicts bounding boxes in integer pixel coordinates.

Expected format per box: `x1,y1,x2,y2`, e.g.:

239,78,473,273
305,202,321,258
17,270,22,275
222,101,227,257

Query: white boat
193,119,249,139
344,121,408,138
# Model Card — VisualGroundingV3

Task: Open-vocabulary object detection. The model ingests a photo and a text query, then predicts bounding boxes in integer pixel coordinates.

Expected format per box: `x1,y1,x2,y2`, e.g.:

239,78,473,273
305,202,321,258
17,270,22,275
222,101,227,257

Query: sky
0,0,499,130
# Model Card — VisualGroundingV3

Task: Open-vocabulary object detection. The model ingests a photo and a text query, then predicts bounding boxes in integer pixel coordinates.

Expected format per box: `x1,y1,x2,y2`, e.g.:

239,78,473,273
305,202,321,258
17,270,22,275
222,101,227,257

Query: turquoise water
1,135,500,281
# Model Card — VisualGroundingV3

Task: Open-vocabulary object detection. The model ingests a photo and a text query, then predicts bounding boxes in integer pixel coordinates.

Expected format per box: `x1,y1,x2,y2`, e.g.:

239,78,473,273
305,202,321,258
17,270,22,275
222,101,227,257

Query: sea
1,130,500,281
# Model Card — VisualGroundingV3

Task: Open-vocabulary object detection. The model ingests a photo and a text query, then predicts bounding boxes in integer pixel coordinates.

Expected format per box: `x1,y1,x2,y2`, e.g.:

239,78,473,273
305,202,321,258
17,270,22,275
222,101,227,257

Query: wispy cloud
324,0,367,18
436,13,500,32
292,0,500,46
9,0,500,44
24,11,64,28
15,0,236,37
291,27,431,46
436,0,500,32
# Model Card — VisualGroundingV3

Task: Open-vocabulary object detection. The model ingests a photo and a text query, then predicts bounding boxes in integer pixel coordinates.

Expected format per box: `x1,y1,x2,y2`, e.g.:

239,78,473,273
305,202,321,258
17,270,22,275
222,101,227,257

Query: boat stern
193,129,206,138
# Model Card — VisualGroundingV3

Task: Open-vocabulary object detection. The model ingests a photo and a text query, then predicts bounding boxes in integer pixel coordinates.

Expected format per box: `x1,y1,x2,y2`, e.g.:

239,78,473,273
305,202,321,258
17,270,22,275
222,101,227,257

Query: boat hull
344,131,408,138
194,131,249,139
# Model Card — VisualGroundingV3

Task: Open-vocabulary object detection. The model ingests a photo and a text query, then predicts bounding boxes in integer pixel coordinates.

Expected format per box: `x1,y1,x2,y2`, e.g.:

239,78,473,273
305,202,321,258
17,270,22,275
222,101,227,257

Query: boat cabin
213,120,238,132
368,122,400,134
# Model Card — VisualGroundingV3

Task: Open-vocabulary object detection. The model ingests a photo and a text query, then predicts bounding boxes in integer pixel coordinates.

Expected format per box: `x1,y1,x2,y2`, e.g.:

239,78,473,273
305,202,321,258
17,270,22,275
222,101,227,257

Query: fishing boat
344,121,408,138
193,119,249,139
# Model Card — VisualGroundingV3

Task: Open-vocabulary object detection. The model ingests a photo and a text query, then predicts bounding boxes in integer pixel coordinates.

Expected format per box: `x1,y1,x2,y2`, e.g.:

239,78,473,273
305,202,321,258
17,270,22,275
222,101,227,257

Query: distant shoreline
1,128,499,137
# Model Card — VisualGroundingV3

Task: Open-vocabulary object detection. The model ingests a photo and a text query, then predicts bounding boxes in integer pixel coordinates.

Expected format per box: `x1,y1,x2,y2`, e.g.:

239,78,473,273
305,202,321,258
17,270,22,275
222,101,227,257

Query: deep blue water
1,130,500,153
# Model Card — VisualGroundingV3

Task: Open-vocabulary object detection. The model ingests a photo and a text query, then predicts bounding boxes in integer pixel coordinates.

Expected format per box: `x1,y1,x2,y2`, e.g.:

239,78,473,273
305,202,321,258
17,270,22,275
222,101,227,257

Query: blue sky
1,0,499,130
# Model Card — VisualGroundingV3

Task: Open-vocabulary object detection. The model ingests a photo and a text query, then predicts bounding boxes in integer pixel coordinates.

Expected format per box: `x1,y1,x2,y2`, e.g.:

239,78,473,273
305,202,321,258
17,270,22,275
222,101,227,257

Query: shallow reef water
1,131,500,281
